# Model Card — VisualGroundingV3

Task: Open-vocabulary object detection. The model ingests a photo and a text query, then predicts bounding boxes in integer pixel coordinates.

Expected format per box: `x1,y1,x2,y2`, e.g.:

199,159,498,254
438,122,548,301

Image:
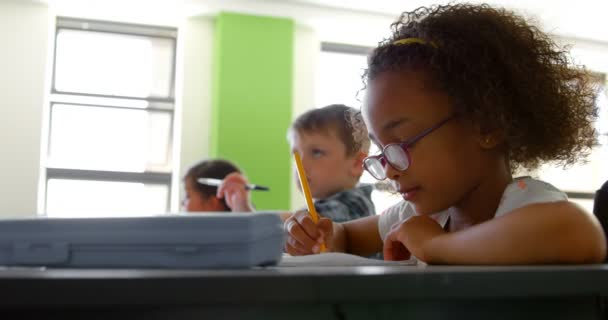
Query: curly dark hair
364,3,599,170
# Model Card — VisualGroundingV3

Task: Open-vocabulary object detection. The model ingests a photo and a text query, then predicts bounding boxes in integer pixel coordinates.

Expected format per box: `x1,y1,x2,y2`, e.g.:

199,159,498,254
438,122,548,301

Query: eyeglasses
363,115,456,180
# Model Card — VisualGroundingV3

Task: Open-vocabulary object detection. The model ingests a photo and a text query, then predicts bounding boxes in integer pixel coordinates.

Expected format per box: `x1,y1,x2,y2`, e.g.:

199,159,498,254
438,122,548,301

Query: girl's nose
384,162,402,181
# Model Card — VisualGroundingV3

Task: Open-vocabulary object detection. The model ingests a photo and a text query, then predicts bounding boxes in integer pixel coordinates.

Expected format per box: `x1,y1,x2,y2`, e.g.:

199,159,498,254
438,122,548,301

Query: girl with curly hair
284,3,606,264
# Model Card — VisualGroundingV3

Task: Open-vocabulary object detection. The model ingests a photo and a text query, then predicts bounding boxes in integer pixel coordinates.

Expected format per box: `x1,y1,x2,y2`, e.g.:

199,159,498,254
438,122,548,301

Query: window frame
559,72,607,202
42,18,178,216
321,42,373,56
52,17,178,101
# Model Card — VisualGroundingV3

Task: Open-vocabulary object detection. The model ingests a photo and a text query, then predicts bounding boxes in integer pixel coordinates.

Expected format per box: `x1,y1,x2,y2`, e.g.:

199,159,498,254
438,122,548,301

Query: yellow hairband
392,37,438,48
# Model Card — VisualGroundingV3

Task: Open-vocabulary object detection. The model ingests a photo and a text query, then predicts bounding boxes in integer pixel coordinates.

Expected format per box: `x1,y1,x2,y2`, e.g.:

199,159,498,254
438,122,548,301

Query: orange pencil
293,151,326,253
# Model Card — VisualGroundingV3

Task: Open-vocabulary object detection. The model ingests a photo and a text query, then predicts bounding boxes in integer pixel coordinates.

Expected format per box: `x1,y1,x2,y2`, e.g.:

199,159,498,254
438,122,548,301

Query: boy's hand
284,210,333,255
383,215,445,261
216,172,254,212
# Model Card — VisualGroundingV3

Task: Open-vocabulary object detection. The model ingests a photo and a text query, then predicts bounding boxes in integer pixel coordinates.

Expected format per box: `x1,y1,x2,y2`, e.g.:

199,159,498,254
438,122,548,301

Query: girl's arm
417,201,606,264
335,215,384,256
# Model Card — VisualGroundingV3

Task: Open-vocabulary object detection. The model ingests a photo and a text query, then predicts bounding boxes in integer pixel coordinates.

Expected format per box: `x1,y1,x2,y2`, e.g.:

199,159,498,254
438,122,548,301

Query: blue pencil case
0,212,285,269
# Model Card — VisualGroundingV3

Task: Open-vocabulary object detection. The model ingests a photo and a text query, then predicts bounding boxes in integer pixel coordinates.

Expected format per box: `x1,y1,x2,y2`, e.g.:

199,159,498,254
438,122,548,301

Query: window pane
48,104,171,172
598,86,607,135
539,136,608,192
316,51,368,108
54,29,174,98
538,82,608,192
46,179,168,217
147,111,172,167
571,198,595,214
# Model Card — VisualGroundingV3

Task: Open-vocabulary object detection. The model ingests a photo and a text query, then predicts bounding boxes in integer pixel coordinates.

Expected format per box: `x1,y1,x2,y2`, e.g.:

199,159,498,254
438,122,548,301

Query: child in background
218,104,375,222
284,4,607,263
182,159,251,212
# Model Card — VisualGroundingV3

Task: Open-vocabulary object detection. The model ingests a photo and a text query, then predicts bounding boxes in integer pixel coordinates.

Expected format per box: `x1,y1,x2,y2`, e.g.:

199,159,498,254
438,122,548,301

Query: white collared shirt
378,177,568,241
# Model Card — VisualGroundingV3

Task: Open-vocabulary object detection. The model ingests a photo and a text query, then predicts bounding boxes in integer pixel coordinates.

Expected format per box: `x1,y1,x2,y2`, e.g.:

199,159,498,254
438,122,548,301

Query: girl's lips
400,186,421,201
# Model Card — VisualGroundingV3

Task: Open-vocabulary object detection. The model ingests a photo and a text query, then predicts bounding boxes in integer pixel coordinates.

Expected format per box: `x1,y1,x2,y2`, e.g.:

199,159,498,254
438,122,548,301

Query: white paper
278,252,416,267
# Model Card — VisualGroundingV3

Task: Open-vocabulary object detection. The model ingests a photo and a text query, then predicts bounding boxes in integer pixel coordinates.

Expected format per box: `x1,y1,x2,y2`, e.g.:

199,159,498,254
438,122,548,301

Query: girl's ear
474,125,504,149
479,132,504,149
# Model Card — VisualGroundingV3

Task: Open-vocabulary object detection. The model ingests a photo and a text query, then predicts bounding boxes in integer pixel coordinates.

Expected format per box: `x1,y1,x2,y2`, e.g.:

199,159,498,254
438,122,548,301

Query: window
42,18,177,217
316,43,369,109
538,74,608,212
316,43,402,214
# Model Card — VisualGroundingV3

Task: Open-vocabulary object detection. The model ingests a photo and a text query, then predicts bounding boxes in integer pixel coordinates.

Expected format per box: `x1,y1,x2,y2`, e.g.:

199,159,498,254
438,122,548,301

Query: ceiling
287,0,608,43
38,0,608,43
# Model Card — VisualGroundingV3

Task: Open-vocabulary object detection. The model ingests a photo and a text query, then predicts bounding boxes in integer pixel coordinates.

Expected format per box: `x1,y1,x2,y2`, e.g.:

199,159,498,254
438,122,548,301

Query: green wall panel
211,13,294,210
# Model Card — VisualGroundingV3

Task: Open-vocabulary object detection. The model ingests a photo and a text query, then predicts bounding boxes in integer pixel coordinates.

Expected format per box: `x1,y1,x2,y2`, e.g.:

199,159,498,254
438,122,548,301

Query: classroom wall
191,0,396,47
1,0,607,215
0,1,51,217
211,13,294,211
290,24,319,211
173,15,215,210
173,16,315,212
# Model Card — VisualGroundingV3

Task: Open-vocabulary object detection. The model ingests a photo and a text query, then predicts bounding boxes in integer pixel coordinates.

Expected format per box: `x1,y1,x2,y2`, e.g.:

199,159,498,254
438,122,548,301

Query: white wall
0,1,51,217
171,15,215,211
290,24,319,211
188,0,395,47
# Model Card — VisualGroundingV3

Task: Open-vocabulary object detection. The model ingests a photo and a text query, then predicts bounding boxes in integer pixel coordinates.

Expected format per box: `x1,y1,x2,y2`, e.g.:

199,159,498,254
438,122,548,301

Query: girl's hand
216,172,254,212
284,210,333,255
383,215,446,261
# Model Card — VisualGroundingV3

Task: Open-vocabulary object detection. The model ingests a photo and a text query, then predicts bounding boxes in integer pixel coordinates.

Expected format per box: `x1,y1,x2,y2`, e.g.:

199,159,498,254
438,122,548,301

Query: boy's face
291,129,363,200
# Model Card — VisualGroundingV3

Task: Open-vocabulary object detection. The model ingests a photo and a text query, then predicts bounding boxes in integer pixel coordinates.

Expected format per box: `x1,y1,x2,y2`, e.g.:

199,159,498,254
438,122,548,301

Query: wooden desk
0,265,607,319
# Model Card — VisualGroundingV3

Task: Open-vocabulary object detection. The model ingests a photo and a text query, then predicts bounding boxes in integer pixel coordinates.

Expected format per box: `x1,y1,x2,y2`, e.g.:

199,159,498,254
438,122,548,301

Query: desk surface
1,264,607,307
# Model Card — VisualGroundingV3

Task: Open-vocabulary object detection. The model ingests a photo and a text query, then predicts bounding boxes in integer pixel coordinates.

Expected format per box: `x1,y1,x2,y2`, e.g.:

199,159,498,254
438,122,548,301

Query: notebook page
278,252,416,267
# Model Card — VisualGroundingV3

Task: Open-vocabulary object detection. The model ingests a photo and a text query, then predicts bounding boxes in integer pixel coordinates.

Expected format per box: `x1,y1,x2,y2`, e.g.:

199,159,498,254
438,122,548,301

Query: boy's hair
184,159,241,202
364,4,599,170
289,104,370,156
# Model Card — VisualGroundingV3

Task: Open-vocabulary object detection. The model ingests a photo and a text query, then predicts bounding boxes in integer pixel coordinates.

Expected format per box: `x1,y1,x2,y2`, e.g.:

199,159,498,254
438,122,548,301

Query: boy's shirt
312,184,375,223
